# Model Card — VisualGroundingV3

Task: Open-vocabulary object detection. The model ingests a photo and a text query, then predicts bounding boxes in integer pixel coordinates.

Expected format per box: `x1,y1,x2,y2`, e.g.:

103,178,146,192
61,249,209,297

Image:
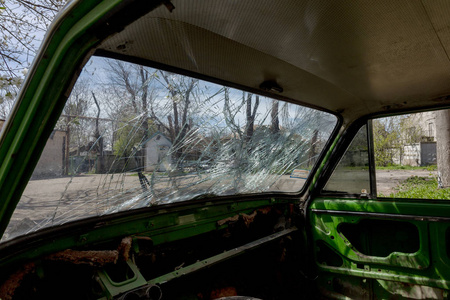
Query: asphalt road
2,172,305,241
1,169,437,242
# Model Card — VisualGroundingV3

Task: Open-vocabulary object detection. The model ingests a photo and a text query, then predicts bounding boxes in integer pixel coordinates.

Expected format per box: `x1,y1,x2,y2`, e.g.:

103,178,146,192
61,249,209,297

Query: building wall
391,142,436,167
145,134,172,172
0,120,65,179
406,111,436,141
32,131,66,179
401,143,421,166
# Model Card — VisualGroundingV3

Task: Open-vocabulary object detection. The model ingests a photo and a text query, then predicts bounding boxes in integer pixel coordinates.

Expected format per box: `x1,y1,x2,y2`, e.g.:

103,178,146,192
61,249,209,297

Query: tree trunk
308,130,318,167
246,93,253,142
139,67,149,172
271,99,279,134
65,115,71,175
92,92,104,173
436,109,450,188
177,80,195,163
245,93,259,142
139,66,149,141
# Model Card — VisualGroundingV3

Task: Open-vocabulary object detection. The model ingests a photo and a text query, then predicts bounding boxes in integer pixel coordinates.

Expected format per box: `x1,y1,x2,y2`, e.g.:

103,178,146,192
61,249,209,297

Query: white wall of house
402,143,421,166
391,142,437,166
145,134,172,172
406,111,436,141
390,112,438,166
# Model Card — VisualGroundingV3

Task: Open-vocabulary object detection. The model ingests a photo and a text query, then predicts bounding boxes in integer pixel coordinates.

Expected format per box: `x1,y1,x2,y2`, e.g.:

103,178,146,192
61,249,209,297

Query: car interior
1,0,450,299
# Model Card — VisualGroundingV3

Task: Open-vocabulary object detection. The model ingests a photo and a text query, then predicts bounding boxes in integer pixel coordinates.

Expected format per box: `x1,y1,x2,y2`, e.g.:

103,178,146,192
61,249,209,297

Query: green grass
343,166,369,171
376,164,437,171
381,176,450,199
344,165,437,172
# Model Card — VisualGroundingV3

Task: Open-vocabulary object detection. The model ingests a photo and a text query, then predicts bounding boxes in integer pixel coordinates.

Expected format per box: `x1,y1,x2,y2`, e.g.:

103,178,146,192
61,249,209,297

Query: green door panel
310,197,450,290
311,198,450,217
430,222,450,270
311,213,429,269
317,274,449,300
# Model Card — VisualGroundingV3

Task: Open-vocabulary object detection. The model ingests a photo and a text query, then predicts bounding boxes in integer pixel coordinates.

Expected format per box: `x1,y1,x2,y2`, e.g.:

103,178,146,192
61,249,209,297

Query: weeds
382,176,450,199
376,164,437,171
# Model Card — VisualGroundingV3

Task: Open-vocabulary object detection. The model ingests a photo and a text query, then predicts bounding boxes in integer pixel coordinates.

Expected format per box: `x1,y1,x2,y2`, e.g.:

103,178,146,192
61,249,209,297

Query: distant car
1,1,450,299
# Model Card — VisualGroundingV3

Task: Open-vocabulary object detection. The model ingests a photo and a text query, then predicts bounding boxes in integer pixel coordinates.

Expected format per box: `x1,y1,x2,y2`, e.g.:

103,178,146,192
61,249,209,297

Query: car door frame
306,115,450,298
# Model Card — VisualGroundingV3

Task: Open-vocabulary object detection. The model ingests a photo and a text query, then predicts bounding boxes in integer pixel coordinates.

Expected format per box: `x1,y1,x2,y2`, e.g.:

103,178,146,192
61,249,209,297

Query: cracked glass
2,57,337,242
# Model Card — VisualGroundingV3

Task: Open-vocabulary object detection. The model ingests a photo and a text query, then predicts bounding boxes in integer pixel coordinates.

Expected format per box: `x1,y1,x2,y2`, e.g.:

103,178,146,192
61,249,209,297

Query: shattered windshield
2,57,337,242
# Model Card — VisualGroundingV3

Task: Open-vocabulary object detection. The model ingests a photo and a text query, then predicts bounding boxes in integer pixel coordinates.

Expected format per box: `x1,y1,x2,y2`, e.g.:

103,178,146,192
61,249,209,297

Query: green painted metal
310,197,450,290
97,260,148,299
310,133,341,192
311,213,430,268
0,198,293,269
311,198,450,217
0,0,123,239
316,273,450,299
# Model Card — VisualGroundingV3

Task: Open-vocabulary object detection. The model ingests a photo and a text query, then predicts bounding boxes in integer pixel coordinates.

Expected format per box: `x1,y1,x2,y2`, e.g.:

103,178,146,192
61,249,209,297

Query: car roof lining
97,0,450,122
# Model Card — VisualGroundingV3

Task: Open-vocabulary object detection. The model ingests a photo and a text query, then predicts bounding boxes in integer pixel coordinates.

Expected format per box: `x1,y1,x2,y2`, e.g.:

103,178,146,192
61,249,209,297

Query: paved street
2,172,305,241
1,169,438,241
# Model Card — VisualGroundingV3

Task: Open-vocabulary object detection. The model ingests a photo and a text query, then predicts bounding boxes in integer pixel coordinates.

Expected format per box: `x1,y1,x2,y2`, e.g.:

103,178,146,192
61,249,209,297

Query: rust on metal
242,211,257,228
0,262,35,300
118,236,133,261
217,207,272,226
45,249,118,266
210,286,238,299
258,207,272,215
217,214,240,226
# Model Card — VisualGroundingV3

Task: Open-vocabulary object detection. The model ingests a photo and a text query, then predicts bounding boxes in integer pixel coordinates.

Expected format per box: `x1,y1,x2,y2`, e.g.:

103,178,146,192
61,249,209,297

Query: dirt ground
376,169,437,195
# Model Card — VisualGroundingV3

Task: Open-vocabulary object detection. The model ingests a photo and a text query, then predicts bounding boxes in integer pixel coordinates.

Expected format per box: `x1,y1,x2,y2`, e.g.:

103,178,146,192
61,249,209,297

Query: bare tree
61,78,92,154
245,93,259,142
151,71,197,165
0,1,66,117
106,61,154,157
91,93,102,151
139,66,150,141
270,99,279,134
0,0,65,76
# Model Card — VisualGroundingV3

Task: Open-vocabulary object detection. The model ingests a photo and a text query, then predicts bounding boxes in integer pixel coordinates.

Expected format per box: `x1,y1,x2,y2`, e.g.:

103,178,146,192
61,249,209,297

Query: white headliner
99,0,450,123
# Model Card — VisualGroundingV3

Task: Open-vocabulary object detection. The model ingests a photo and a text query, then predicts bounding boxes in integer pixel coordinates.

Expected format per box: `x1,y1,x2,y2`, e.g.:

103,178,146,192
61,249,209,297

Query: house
0,120,66,178
391,112,437,166
34,130,67,178
144,133,172,172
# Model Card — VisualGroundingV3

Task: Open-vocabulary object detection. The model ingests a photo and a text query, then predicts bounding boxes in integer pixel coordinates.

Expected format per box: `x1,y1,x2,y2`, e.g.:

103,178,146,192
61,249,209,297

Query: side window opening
324,109,450,200
374,110,450,200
